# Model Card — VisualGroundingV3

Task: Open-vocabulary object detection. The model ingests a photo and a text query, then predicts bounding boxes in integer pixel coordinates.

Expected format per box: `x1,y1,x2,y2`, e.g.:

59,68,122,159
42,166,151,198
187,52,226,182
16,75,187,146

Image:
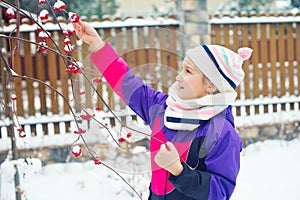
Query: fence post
297,12,300,110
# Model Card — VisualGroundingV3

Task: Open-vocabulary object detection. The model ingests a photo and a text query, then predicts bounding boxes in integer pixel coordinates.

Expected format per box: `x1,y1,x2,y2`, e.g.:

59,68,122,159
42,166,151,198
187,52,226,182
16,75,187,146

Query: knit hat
186,45,253,92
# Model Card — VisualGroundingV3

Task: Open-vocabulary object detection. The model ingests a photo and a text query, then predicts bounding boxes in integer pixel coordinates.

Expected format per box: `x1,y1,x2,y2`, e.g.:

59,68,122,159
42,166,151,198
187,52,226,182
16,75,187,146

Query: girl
73,20,252,200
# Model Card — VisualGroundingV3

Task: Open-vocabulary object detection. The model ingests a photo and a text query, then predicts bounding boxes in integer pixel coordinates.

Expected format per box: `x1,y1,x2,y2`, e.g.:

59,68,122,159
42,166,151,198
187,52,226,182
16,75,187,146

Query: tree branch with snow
0,1,161,199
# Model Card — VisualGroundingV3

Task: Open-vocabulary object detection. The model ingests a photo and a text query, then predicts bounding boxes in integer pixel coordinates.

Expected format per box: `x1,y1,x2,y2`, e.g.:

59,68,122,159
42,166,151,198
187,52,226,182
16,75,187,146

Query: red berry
5,8,15,19
93,157,102,165
126,132,132,138
95,107,102,111
19,132,26,138
39,0,46,5
72,145,82,157
93,78,102,83
11,94,17,101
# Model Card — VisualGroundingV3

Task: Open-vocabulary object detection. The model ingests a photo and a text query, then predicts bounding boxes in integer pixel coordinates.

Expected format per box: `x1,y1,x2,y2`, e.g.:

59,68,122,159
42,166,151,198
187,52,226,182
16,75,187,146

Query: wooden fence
1,12,300,140
0,16,180,137
211,12,300,119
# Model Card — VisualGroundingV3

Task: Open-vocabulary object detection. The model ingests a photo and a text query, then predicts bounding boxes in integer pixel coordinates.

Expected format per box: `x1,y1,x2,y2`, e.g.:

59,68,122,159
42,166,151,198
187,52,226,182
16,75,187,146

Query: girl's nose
176,72,182,82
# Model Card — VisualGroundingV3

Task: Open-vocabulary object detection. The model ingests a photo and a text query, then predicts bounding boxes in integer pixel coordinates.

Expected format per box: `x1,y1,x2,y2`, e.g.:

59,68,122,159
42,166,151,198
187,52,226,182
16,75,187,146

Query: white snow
1,138,300,200
231,139,300,200
275,0,291,10
2,5,300,199
2,17,180,33
210,15,300,24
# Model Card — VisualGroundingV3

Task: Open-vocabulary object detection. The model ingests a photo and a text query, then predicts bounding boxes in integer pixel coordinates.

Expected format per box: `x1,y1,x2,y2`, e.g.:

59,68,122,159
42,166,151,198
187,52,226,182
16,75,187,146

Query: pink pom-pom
238,47,253,61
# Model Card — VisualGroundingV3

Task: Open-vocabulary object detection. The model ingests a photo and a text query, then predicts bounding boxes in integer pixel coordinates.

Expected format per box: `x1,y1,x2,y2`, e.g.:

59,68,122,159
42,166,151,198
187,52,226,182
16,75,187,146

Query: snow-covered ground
1,138,300,200
21,161,151,200
231,138,300,200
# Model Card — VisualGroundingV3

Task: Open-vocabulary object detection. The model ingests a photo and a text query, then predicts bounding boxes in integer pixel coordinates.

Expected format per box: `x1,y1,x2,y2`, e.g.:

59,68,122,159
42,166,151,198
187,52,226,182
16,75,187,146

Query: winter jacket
91,43,242,200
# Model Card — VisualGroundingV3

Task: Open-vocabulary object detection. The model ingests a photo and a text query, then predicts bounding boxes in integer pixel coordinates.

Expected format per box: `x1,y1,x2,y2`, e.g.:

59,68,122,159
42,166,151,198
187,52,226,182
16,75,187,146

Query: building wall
115,0,231,17
208,0,231,10
115,0,174,17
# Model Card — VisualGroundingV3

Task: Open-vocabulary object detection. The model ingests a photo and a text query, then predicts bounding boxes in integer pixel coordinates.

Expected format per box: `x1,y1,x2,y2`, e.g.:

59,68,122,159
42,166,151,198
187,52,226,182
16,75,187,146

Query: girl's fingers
159,143,166,151
73,24,80,31
165,142,173,151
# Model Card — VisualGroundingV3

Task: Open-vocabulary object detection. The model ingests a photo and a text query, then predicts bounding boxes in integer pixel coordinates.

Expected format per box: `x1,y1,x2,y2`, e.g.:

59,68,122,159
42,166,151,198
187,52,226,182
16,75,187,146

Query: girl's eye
186,68,192,74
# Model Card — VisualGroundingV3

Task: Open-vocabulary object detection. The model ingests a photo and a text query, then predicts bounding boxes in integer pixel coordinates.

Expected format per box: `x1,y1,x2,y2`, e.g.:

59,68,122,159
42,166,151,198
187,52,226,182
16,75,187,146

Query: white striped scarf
164,83,237,131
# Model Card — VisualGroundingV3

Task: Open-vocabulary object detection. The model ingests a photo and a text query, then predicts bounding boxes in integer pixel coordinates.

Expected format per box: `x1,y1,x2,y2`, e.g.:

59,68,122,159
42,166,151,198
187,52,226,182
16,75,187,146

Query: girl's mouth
178,85,184,89
177,84,184,89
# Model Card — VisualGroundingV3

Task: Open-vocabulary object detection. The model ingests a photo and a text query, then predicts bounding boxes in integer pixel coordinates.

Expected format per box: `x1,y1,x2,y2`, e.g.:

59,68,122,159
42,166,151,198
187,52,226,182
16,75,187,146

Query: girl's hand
154,142,183,176
73,20,104,52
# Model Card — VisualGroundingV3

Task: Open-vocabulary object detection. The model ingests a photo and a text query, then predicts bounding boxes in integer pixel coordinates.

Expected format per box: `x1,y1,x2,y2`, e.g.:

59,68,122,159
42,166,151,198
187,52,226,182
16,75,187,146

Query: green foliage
152,5,174,17
238,0,275,8
218,0,275,14
6,0,44,14
66,0,119,18
236,0,275,12
291,0,300,8
6,0,119,18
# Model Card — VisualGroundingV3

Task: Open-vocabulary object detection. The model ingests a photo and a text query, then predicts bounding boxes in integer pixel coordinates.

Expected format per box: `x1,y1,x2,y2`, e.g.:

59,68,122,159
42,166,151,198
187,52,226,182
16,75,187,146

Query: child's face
176,57,207,100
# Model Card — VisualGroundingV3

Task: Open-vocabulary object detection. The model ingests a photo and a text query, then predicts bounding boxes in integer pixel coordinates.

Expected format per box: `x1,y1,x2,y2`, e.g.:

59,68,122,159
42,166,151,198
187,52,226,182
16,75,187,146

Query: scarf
164,83,237,131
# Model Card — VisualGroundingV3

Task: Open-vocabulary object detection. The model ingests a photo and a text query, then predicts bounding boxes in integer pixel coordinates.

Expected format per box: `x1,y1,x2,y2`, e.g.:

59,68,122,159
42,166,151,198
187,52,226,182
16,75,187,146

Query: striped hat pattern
186,45,253,92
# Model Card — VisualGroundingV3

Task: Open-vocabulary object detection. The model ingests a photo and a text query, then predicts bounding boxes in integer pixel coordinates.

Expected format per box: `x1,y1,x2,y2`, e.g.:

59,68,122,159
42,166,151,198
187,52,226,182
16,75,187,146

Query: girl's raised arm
73,21,167,125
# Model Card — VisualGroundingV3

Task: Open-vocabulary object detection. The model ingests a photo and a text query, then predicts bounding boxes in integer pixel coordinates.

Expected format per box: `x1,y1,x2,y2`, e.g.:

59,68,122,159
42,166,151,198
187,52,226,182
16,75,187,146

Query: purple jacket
91,43,242,200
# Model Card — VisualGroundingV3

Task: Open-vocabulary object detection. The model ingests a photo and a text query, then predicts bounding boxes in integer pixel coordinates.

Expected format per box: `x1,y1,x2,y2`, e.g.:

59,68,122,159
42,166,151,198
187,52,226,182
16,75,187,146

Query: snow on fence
210,12,300,101
1,12,300,151
211,11,300,142
0,15,180,116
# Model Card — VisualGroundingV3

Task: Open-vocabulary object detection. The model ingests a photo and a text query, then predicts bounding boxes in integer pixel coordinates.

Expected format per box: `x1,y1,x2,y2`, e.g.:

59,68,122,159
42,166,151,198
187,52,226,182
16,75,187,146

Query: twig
1,2,165,198
0,34,165,144
101,162,143,200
